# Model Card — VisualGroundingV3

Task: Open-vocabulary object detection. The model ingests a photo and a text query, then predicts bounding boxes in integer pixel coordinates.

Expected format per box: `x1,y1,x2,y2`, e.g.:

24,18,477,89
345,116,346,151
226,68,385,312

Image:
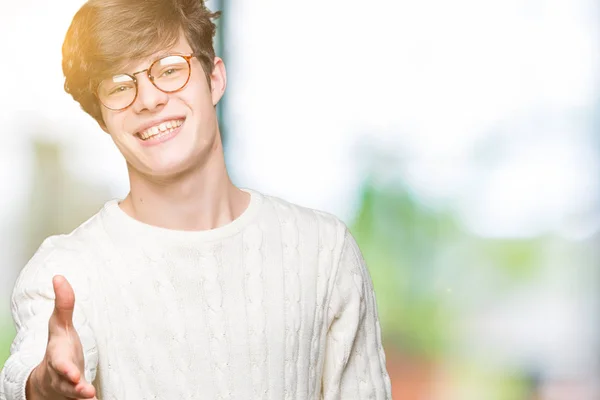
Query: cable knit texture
0,188,392,400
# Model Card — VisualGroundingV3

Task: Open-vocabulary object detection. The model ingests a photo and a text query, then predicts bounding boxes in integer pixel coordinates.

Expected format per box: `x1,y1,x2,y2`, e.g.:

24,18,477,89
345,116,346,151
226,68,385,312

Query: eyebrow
150,50,173,62
122,50,191,75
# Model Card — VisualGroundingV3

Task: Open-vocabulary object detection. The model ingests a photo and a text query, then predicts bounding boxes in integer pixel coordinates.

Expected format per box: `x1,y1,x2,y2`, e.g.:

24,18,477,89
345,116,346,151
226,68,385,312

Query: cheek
180,77,213,108
104,113,133,138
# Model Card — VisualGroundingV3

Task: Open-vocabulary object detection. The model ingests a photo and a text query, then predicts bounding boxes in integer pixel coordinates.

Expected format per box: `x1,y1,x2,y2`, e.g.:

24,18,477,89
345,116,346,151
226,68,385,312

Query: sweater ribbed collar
99,187,263,247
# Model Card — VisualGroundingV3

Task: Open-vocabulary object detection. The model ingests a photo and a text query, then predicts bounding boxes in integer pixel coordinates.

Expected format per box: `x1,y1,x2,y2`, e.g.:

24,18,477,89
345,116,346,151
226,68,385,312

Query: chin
142,158,198,179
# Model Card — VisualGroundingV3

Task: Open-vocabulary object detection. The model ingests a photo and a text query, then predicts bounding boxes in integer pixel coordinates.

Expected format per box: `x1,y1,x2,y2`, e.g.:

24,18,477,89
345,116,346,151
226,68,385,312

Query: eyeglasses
96,53,198,111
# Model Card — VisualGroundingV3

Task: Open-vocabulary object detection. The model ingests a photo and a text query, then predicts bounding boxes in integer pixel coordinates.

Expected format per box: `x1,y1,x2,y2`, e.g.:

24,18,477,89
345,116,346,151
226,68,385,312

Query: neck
120,135,249,232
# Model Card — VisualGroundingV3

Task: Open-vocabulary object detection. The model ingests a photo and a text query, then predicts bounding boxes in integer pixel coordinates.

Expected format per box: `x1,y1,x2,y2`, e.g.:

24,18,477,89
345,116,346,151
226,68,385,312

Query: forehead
114,33,192,75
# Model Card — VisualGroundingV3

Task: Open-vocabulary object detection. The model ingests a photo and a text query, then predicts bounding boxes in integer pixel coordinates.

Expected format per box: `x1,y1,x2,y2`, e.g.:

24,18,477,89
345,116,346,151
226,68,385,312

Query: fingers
54,378,96,399
53,378,84,398
46,364,96,399
74,380,97,399
51,275,75,329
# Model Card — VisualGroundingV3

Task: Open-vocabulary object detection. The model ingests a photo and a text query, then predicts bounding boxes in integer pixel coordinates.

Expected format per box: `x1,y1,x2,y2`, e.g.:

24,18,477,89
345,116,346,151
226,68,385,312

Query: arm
0,240,98,400
321,228,392,399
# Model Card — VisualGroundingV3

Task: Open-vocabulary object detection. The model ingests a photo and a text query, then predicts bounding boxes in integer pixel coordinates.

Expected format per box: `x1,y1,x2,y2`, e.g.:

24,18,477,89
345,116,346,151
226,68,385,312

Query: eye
109,85,131,95
161,68,177,77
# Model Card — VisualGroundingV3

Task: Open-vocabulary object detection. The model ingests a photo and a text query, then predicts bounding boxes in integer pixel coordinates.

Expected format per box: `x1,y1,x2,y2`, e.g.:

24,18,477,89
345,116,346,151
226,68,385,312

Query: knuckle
58,380,76,397
49,372,59,389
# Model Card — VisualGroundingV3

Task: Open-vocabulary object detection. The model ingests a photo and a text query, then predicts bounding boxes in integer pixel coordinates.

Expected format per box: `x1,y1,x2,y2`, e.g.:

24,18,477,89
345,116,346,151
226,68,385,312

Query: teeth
139,119,183,140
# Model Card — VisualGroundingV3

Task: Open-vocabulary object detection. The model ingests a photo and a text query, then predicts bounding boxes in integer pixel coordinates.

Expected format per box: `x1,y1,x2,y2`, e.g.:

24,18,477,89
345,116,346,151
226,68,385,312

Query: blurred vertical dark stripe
213,0,228,150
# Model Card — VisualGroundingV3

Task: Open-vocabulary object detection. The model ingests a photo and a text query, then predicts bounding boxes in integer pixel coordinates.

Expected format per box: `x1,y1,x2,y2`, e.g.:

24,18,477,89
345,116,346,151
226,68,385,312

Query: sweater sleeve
321,228,393,399
0,238,98,400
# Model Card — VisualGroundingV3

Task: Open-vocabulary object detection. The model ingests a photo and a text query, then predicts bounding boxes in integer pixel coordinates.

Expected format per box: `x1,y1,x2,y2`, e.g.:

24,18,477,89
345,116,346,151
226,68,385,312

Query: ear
210,57,227,106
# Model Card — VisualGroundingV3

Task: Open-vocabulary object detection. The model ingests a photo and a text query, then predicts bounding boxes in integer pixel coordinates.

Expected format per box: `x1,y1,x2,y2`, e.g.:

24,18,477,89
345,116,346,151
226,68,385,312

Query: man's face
99,33,225,179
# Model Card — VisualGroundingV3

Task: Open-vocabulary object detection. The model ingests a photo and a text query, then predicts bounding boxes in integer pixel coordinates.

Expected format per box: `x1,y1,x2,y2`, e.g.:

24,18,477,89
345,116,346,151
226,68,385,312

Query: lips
137,118,185,140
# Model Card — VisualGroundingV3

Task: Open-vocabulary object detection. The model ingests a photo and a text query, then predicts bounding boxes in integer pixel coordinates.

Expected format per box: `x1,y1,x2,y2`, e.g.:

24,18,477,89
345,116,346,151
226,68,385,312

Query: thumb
52,275,75,329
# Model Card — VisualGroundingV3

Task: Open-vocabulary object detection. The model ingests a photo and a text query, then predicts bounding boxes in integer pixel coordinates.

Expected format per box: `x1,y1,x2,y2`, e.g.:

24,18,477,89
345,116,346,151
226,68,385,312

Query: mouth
136,118,185,141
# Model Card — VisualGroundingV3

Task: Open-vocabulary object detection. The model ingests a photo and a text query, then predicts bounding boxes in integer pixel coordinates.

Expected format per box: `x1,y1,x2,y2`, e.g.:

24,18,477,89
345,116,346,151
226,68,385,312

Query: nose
131,73,169,113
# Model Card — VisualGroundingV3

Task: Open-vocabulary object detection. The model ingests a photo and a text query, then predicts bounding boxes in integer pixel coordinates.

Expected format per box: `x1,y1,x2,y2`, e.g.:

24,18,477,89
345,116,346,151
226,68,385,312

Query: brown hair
62,0,221,124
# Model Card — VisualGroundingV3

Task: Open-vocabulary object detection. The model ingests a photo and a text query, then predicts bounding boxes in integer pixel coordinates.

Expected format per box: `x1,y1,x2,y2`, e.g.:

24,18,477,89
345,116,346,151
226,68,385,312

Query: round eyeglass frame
96,53,199,111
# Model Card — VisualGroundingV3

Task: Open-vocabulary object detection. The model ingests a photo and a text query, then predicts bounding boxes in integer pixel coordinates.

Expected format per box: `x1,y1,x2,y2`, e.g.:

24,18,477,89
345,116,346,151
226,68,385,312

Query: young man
0,0,392,399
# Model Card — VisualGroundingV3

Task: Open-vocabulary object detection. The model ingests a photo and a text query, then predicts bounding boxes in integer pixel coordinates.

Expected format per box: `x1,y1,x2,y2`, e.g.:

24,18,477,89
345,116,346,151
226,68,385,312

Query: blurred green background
1,0,599,399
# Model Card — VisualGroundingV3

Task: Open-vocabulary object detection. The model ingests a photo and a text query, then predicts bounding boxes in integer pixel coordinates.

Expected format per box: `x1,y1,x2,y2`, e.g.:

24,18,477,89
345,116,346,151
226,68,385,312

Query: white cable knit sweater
0,188,392,399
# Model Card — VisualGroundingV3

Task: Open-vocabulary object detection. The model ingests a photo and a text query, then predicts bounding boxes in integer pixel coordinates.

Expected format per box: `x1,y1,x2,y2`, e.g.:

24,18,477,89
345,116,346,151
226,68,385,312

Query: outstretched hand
26,275,97,400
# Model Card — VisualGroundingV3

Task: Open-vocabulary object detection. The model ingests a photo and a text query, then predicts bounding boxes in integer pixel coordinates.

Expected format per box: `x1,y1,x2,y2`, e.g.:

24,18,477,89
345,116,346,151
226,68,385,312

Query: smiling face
99,33,226,180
